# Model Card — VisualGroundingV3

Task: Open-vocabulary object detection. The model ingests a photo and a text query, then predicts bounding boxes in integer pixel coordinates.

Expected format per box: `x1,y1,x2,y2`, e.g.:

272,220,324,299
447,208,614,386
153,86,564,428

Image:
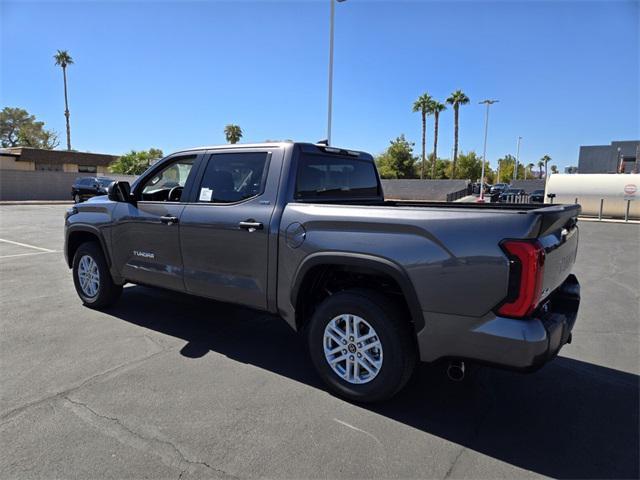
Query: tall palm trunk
431,111,440,179
420,112,426,179
452,105,459,177
62,66,71,150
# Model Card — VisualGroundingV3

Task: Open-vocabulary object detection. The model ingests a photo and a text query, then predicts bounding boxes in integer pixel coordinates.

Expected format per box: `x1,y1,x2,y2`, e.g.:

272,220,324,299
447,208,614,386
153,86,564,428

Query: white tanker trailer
545,173,639,219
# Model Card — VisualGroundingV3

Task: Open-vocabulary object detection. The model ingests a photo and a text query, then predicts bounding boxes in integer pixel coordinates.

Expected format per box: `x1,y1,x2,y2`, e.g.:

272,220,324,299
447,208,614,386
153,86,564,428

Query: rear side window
197,152,269,203
295,154,379,200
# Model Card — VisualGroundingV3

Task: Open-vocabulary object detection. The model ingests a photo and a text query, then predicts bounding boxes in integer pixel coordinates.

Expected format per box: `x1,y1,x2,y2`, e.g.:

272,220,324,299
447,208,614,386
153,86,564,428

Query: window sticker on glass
199,187,213,202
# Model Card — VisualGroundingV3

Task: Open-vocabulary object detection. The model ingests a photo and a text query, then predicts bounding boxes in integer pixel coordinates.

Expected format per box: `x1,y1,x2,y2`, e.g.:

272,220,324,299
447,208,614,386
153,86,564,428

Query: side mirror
108,181,132,202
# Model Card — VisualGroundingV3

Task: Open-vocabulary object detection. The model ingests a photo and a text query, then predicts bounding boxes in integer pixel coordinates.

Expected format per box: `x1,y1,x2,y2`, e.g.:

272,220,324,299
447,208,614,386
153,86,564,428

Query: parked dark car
489,183,509,202
65,142,581,402
71,177,115,203
498,188,526,202
530,189,545,203
471,182,490,194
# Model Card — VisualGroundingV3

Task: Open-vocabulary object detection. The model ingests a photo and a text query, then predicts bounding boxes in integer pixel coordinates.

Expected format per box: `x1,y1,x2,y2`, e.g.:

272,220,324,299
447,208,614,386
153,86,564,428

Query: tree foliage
432,156,452,179
446,89,470,177
0,107,59,149
53,50,74,68
224,124,243,144
375,135,417,179
109,148,164,175
541,154,551,178
455,151,483,181
495,154,527,183
412,93,432,179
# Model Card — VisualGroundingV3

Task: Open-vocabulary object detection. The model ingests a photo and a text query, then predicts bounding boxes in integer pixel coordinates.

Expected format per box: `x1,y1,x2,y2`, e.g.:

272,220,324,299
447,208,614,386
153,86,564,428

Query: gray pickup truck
65,142,581,402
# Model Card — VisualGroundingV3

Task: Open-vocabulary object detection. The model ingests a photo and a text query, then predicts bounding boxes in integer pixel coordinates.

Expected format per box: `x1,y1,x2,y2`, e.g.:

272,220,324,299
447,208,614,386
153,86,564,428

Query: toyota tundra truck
65,142,581,402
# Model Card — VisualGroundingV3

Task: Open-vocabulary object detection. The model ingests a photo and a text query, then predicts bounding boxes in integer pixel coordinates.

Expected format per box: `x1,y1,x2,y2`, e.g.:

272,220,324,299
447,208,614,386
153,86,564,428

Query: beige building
0,147,118,174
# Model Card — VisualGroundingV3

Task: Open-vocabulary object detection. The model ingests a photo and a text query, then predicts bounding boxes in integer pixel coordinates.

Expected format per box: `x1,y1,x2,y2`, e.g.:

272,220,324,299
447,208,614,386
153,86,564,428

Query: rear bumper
416,274,580,371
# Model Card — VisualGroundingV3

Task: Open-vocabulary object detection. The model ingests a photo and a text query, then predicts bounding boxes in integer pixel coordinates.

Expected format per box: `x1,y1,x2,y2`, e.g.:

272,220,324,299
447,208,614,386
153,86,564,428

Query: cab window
197,152,269,203
140,155,196,202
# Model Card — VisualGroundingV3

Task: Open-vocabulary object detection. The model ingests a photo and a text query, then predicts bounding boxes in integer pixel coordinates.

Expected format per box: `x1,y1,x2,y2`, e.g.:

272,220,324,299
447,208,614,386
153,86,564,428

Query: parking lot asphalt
1,204,638,480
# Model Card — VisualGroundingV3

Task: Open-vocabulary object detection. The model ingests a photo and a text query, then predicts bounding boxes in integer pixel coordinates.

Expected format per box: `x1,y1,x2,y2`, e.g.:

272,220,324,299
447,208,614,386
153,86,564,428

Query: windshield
97,178,114,187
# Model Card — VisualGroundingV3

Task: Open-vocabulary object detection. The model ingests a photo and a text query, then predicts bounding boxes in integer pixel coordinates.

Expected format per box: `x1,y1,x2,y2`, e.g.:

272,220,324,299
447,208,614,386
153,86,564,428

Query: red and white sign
624,183,637,201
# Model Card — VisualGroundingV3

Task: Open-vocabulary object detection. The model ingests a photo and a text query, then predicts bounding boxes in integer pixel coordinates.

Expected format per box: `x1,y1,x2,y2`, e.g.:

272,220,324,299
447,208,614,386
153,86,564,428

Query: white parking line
0,251,58,259
0,238,56,253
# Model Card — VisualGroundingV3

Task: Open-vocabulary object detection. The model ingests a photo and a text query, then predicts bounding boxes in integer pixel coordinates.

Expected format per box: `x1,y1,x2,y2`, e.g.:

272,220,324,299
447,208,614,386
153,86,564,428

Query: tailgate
534,204,580,302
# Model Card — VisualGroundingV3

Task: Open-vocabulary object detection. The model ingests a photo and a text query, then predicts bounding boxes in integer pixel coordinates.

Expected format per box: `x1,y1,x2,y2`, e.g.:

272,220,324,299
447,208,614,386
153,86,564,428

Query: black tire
307,289,417,402
72,241,122,309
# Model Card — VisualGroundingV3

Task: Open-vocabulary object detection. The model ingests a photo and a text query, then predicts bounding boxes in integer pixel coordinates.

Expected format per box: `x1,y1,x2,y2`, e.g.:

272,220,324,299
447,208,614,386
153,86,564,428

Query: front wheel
72,242,122,309
307,289,416,402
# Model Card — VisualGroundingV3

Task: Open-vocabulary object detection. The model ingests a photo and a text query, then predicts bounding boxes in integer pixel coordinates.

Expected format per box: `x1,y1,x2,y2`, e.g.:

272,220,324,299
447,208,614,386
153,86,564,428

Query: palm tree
224,124,243,144
412,93,432,179
526,162,534,180
541,154,551,179
537,160,544,179
54,50,74,150
550,165,558,174
429,100,446,179
446,90,470,178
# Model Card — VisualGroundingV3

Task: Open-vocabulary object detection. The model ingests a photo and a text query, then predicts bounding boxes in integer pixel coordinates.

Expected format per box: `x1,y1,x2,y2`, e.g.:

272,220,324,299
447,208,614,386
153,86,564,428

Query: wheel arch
290,252,424,333
65,225,111,268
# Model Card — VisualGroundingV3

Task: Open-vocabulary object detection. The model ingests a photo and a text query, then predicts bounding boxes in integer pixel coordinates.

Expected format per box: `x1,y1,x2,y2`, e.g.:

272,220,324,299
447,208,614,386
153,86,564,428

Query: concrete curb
0,201,74,206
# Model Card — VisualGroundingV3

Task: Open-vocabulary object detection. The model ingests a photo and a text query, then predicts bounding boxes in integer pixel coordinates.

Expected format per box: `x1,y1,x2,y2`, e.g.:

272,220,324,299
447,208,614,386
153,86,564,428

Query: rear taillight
497,240,545,318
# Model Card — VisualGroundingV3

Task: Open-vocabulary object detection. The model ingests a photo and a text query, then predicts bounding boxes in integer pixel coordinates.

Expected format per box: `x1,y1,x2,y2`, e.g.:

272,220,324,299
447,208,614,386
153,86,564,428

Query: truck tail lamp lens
498,240,545,318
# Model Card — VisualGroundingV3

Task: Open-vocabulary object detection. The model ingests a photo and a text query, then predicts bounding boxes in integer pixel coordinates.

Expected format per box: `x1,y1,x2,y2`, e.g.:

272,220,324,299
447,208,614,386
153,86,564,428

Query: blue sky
1,0,638,170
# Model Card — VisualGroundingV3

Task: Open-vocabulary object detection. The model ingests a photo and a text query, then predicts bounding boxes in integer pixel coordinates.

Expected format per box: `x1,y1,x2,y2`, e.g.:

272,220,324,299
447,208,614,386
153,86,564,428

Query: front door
180,149,280,310
111,154,201,291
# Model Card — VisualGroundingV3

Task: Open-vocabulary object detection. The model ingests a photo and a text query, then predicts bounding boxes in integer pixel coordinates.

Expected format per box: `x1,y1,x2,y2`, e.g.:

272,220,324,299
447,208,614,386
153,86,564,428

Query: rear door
179,148,282,310
110,153,202,291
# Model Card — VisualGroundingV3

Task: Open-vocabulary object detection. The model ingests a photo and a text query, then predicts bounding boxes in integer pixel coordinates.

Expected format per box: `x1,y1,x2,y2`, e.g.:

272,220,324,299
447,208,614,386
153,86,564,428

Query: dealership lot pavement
1,204,638,480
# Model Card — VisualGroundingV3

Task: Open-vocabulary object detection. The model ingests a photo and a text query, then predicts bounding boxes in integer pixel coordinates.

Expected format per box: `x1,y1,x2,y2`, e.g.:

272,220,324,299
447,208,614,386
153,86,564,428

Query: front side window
140,155,196,202
295,154,379,200
197,152,268,203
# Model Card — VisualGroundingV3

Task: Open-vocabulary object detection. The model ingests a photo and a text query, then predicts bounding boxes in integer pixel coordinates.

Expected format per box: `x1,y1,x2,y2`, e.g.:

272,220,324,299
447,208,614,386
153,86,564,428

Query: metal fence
446,186,471,202
500,193,530,204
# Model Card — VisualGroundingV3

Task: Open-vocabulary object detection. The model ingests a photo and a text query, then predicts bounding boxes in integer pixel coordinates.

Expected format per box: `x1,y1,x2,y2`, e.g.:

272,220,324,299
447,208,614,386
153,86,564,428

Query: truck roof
174,142,371,158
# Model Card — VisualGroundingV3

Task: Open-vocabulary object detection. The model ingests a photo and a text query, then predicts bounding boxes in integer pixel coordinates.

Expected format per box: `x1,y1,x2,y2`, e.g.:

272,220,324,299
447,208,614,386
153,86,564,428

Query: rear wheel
74,193,81,203
307,289,416,402
72,242,122,309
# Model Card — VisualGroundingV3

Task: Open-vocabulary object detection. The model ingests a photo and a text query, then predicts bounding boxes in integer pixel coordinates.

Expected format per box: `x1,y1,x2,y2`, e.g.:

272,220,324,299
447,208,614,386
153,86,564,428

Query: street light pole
327,0,346,146
513,136,522,182
478,99,499,202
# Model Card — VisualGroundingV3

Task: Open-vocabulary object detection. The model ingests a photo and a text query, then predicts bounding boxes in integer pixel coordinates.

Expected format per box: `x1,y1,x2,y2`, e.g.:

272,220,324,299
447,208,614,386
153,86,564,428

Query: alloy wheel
323,314,383,384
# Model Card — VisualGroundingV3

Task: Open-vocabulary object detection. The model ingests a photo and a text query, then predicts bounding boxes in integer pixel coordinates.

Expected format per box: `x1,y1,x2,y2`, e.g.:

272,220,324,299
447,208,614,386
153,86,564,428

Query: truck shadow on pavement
108,285,639,480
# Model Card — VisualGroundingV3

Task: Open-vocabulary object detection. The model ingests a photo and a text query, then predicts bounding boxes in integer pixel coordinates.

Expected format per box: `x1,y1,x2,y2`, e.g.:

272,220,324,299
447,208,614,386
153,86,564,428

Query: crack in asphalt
0,346,172,425
62,396,239,479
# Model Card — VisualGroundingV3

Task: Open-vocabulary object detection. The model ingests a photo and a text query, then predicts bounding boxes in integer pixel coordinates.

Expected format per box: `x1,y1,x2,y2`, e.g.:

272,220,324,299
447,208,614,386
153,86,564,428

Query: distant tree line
376,89,556,182
375,135,556,183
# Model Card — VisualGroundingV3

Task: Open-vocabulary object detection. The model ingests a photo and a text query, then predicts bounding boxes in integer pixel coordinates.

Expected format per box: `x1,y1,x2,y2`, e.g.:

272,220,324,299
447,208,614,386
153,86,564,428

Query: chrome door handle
160,215,179,225
238,220,263,232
